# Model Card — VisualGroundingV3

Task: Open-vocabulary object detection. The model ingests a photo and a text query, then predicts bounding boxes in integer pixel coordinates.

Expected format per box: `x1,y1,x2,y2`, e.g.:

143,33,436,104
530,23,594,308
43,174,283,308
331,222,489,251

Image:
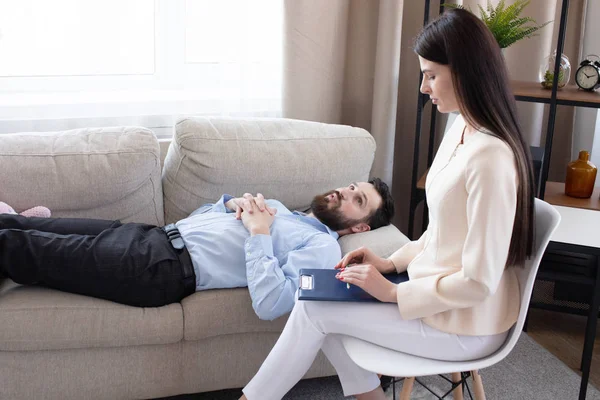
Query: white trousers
243,299,508,400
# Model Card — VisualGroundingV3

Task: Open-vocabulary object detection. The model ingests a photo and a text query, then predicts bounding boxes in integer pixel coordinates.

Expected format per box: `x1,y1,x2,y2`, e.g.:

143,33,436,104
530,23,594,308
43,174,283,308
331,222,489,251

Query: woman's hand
334,246,396,274
336,264,398,303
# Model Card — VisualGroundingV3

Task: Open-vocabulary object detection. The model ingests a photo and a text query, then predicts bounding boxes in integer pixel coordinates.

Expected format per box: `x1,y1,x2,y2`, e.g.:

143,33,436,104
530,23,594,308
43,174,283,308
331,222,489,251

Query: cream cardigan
391,115,520,336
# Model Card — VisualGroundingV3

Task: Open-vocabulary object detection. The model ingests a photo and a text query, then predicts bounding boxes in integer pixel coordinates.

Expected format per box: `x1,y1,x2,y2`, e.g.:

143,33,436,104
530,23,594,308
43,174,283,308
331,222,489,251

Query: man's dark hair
366,178,394,230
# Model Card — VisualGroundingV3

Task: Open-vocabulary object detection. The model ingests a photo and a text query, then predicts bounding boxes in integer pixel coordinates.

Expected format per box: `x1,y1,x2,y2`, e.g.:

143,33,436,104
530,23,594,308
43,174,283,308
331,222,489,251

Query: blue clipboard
297,268,409,302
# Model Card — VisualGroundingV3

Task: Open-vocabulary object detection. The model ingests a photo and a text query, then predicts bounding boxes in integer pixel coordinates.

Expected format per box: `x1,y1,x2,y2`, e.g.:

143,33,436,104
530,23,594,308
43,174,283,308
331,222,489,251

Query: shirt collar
292,211,340,240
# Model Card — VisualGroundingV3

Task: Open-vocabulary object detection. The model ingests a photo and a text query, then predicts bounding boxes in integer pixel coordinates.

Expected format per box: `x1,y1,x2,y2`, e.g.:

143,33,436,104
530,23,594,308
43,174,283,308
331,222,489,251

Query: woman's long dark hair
414,8,535,268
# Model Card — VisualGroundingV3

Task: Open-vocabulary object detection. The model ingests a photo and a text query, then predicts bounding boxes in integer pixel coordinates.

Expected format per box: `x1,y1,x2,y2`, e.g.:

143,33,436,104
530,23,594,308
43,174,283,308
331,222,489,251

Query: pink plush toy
0,201,51,218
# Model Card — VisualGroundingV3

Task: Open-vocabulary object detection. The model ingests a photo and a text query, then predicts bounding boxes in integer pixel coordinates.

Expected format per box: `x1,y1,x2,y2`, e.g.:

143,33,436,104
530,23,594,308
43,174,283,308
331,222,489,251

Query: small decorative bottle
539,50,571,89
565,150,597,198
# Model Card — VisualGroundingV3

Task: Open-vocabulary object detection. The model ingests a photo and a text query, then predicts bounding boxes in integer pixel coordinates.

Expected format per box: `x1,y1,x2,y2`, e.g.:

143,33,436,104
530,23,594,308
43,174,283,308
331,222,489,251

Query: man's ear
350,223,371,234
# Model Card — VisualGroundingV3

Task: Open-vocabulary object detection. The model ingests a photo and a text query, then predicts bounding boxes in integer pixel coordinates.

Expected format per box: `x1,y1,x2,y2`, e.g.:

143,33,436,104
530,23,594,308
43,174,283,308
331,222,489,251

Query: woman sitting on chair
240,8,536,400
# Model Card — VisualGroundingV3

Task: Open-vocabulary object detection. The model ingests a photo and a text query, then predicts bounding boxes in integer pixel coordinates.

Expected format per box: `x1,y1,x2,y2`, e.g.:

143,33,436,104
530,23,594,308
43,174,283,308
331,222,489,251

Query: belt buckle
163,223,185,250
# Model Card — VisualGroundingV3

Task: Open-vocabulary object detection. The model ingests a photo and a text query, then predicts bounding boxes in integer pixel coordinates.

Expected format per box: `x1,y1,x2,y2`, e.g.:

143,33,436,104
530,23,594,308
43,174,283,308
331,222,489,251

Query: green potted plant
443,0,551,49
443,1,562,89
542,68,565,89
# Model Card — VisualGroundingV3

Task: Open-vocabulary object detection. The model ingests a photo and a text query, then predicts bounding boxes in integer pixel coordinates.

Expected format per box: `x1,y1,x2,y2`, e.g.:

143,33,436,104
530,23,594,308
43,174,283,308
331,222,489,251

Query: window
0,0,283,133
0,0,155,77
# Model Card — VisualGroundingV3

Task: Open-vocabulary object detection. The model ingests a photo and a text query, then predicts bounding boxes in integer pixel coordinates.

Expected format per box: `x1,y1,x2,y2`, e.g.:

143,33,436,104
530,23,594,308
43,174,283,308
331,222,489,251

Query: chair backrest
494,198,561,360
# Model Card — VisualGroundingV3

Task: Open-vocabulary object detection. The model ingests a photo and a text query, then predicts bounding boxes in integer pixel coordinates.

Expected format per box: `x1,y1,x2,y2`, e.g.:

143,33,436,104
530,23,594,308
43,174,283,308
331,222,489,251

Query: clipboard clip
300,274,314,290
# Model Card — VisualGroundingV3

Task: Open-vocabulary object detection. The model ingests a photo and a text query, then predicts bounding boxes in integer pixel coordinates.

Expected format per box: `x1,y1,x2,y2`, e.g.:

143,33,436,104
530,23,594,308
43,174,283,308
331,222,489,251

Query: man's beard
310,190,362,231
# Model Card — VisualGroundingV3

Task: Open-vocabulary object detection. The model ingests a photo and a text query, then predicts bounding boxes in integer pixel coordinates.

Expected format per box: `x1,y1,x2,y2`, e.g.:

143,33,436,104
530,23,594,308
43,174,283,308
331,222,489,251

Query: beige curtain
283,0,585,236
283,0,402,185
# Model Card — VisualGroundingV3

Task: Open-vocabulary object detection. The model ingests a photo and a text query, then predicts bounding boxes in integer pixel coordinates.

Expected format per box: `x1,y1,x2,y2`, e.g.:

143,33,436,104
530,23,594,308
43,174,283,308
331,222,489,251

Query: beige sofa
0,117,409,400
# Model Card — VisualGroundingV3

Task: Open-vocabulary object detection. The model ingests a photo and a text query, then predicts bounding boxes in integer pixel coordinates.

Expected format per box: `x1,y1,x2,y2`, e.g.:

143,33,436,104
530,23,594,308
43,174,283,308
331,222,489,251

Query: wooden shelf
544,181,600,211
512,80,600,108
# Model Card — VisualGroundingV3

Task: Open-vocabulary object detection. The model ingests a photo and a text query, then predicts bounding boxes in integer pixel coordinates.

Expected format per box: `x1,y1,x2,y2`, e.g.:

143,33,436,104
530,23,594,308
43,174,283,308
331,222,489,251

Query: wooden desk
551,206,600,248
542,206,600,400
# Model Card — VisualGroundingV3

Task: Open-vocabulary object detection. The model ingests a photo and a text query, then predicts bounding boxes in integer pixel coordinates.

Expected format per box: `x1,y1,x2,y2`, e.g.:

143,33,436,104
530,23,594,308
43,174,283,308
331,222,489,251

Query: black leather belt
162,223,185,250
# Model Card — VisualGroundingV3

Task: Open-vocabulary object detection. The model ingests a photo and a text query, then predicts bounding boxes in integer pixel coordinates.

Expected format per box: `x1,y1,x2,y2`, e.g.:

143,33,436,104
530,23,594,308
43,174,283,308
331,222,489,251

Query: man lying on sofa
0,179,394,320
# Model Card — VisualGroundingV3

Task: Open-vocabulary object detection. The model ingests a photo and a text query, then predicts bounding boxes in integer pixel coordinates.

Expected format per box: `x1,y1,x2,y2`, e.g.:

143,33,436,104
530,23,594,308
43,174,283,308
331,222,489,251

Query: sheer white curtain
0,0,283,137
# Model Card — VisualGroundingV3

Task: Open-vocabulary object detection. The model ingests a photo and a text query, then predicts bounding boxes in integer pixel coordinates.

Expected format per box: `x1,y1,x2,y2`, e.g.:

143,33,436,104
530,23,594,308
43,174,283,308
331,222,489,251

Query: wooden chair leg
399,376,415,400
471,370,486,400
451,372,464,400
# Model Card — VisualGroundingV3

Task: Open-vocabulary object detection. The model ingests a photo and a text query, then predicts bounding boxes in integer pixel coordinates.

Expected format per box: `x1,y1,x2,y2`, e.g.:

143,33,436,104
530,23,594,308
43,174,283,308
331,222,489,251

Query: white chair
341,198,561,400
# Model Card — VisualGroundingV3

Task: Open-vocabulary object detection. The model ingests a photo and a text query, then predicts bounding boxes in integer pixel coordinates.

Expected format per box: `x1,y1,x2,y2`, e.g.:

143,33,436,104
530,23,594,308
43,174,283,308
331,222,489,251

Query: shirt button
247,252,251,257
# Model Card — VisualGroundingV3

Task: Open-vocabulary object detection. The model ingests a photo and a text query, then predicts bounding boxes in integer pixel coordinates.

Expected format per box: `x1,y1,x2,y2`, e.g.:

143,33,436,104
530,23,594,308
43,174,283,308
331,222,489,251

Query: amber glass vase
565,151,597,198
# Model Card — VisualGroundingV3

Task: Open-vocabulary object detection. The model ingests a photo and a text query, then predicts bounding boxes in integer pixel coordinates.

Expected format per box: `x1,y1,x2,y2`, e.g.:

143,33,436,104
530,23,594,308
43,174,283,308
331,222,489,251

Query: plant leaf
465,0,552,48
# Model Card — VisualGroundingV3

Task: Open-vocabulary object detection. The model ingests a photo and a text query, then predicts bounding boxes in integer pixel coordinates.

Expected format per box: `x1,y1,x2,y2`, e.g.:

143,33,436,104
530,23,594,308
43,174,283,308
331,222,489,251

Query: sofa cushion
182,287,287,342
339,224,410,259
162,117,376,224
181,227,409,341
0,127,164,225
0,280,183,351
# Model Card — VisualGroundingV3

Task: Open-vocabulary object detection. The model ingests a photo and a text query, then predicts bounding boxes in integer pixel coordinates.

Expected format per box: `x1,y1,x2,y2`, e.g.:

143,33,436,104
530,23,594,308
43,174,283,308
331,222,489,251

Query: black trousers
0,214,196,307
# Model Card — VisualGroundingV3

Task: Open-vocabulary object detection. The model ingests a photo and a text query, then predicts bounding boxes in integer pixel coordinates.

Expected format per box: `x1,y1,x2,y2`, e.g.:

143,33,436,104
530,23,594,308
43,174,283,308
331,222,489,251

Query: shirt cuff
395,275,441,320
245,234,275,259
213,194,235,213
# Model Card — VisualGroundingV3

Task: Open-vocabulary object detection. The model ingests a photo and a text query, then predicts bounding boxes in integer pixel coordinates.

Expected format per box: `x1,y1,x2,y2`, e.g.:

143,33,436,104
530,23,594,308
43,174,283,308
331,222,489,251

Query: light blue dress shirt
175,195,341,320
